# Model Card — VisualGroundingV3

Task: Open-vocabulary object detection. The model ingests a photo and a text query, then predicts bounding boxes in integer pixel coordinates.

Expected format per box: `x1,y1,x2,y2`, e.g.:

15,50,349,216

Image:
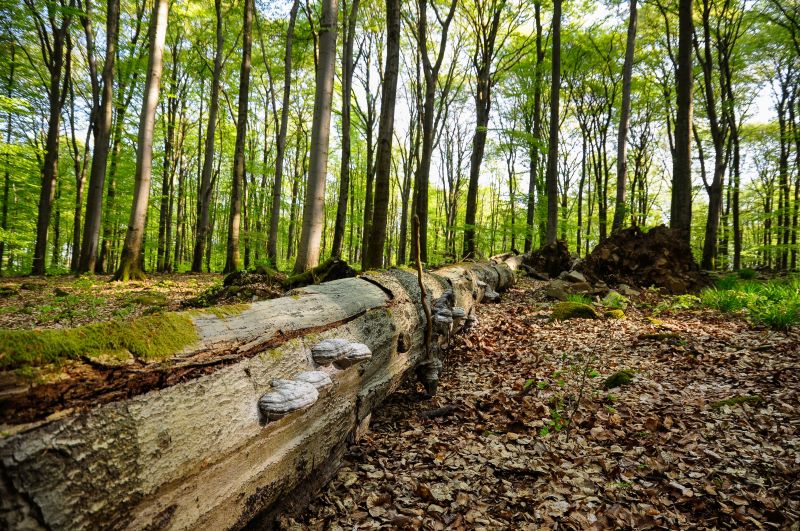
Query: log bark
0,259,518,531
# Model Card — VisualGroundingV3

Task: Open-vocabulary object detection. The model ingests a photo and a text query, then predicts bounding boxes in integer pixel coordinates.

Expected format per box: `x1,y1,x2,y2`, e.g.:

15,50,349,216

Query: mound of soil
580,225,710,294
522,240,572,278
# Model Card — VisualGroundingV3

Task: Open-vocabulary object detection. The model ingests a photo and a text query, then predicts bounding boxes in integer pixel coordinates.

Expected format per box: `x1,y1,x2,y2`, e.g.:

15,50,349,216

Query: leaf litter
285,278,799,530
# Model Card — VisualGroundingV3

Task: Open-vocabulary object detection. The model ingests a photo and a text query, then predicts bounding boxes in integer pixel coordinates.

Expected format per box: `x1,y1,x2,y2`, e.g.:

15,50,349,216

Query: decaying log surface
0,260,518,531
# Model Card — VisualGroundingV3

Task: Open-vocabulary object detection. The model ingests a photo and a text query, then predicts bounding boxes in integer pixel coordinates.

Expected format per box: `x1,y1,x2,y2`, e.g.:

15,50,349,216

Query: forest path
287,278,799,529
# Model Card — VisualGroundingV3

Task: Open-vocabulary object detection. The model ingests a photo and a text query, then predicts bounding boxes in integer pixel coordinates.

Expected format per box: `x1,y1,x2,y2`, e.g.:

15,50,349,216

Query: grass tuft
701,275,800,330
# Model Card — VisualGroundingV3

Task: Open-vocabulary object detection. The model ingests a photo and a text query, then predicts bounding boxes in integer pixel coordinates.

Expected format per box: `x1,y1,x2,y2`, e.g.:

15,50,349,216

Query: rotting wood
0,259,519,531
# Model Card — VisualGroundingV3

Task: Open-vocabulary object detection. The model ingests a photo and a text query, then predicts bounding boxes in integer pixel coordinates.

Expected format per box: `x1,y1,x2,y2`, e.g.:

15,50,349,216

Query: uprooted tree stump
522,240,572,278
0,258,518,531
579,225,711,294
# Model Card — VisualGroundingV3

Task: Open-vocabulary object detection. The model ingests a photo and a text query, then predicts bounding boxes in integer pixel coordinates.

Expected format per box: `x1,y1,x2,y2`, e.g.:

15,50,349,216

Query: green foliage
652,294,701,315
601,291,629,310
701,276,800,329
565,293,592,304
0,312,199,371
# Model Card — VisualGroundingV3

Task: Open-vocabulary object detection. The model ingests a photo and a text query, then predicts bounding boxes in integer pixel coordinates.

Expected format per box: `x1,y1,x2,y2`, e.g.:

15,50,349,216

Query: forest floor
288,277,800,530
0,273,219,329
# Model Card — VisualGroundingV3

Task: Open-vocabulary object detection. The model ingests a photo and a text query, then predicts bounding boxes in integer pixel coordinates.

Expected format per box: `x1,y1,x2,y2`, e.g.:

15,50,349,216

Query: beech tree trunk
294,0,339,273
78,0,120,273
364,0,400,269
224,0,254,274
267,0,300,265
113,0,169,281
612,0,637,234
192,0,223,272
545,0,562,245
29,0,75,275
671,0,694,242
331,0,360,259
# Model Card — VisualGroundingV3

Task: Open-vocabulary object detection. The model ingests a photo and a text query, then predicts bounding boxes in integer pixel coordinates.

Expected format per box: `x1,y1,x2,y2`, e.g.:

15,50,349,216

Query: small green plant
653,294,701,315
602,291,629,310
565,293,592,305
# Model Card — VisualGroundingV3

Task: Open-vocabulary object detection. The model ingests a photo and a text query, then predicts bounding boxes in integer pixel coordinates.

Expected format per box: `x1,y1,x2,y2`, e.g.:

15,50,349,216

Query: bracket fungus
334,342,372,369
311,338,352,365
294,370,333,389
258,380,319,420
311,338,372,368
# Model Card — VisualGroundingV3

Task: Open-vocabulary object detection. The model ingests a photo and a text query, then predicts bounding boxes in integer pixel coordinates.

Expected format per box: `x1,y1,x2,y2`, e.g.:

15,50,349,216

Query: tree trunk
545,0,562,245
524,2,543,253
30,1,74,275
78,0,120,273
331,0,360,259
267,0,300,265
224,0,254,274
670,0,693,242
192,0,223,272
294,0,339,273
365,0,400,269
0,43,14,275
612,0,637,234
113,0,169,281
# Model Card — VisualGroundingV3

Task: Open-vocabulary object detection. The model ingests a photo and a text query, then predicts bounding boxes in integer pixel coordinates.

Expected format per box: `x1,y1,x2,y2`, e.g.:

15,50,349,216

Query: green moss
0,312,199,371
131,292,168,306
201,303,250,319
550,302,598,321
603,369,634,389
711,394,763,409
605,309,626,319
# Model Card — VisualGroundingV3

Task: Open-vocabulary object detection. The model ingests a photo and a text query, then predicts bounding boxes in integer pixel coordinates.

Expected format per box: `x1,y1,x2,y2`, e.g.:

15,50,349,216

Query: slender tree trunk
78,0,120,273
294,0,339,273
224,0,254,273
157,54,179,272
524,1,543,253
545,0,562,244
671,0,693,241
331,0,360,259
0,43,14,275
30,1,74,275
267,0,300,265
463,77,491,258
192,0,223,272
68,75,92,272
113,0,169,281
612,0,637,234
365,0,400,268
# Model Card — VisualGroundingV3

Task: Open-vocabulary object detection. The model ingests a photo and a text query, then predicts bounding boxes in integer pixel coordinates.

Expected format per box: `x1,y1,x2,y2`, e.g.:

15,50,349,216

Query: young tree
192,0,224,272
611,0,638,234
365,0,400,268
266,0,300,265
224,0,254,273
26,0,75,275
462,0,530,258
113,0,170,281
294,0,339,273
331,0,360,259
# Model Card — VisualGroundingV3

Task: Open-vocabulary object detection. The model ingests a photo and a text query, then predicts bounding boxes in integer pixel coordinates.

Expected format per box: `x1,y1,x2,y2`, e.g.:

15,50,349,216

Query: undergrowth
700,274,800,330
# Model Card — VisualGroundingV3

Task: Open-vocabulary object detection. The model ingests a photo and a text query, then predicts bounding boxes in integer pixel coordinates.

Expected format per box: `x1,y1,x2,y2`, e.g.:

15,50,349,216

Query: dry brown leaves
286,278,799,530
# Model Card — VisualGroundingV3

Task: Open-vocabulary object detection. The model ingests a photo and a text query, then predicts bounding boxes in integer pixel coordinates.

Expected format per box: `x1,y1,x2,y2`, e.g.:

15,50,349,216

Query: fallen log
0,260,519,531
